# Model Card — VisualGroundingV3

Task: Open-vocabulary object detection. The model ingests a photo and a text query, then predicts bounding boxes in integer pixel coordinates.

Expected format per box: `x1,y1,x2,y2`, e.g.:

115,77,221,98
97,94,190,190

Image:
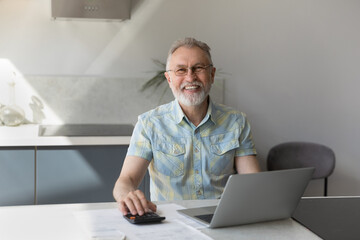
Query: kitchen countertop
0,124,132,147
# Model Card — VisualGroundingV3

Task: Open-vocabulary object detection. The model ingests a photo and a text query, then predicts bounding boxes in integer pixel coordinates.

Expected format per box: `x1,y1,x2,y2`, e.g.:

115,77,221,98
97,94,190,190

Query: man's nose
184,68,197,80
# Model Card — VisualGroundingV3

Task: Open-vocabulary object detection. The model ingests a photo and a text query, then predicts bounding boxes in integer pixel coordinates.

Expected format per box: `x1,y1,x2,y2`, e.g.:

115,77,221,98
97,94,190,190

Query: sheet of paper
74,203,212,240
157,203,208,230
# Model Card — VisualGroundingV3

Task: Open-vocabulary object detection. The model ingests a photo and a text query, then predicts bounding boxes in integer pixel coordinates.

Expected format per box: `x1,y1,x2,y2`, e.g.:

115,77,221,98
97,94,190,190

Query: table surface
0,200,321,240
293,196,360,240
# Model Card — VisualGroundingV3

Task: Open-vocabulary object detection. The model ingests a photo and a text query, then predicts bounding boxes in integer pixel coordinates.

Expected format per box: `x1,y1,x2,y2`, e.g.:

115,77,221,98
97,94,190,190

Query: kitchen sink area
0,124,133,147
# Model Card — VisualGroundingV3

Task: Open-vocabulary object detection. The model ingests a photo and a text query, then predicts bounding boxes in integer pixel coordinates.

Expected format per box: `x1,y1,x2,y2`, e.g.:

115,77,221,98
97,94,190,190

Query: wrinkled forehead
168,46,211,68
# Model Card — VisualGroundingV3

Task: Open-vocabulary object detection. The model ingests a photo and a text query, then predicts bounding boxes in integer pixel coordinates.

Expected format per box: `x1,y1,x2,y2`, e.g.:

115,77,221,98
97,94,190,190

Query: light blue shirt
127,99,257,201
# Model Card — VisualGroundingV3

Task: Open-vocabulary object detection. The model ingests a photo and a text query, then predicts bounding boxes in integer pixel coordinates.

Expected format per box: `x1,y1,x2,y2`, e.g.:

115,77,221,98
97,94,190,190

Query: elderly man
113,37,260,216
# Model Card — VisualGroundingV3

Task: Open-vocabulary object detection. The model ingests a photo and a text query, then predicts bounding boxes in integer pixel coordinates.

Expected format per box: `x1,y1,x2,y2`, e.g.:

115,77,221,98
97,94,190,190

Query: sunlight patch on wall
0,59,63,124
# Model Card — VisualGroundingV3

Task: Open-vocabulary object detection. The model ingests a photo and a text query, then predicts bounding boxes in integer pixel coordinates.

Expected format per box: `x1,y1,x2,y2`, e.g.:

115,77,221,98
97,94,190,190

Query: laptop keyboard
195,214,214,223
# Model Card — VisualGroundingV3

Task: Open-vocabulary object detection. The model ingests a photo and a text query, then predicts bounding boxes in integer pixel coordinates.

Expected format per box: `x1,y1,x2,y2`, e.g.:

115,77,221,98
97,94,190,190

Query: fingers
148,201,157,212
125,190,145,215
119,190,157,216
118,201,129,216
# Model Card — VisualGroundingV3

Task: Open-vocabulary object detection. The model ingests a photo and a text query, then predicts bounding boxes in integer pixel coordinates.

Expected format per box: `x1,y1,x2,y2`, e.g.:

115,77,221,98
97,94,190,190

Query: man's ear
211,67,216,84
164,71,171,83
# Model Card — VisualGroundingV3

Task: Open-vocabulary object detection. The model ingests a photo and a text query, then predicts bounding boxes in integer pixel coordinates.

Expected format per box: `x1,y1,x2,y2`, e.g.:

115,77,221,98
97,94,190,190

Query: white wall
1,0,360,196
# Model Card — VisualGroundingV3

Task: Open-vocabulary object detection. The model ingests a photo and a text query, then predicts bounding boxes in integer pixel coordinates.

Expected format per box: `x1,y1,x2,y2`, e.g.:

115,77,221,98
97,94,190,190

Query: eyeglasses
167,64,213,76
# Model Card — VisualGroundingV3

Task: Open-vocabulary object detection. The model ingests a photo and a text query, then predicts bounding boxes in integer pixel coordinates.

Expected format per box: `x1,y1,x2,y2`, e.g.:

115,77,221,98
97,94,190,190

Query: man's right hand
113,156,153,215
118,189,157,216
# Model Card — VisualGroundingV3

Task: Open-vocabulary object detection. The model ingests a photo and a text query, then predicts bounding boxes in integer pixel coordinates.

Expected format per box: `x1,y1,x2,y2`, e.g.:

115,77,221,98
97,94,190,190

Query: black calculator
124,212,166,224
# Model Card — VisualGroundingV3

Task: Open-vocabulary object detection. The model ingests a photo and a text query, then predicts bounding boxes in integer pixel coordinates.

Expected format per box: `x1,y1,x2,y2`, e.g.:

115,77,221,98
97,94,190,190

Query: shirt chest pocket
209,132,239,176
153,142,186,177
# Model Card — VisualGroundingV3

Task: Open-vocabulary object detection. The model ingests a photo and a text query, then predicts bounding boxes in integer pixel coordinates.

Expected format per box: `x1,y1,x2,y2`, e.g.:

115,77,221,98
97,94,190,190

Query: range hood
51,0,131,21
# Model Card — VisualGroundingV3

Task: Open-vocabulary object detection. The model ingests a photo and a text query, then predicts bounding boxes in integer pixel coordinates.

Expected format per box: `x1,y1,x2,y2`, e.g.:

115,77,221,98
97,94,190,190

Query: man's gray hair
166,37,213,70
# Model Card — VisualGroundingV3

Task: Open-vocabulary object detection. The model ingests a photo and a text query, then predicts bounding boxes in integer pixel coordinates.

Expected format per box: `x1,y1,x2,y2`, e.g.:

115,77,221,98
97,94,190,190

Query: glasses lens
175,68,187,76
193,66,206,73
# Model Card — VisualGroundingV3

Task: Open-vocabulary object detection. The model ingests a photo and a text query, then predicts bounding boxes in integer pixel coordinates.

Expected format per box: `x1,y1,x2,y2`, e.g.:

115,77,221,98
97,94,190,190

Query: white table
0,200,321,240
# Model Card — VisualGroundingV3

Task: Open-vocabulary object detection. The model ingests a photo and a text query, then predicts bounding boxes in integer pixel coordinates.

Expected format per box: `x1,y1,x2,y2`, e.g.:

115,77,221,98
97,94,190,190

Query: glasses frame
167,64,213,76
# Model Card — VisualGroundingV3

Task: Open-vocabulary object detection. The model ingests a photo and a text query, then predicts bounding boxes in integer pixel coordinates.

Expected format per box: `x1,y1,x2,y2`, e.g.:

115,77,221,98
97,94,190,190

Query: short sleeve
126,117,153,161
235,113,257,157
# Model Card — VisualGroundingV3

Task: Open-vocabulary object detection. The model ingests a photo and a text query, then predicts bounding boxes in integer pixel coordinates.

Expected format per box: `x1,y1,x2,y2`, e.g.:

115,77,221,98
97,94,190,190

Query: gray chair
267,142,335,196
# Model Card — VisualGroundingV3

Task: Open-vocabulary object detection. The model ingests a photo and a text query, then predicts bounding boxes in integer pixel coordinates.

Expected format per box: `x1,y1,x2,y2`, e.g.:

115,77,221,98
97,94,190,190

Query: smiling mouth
184,85,200,90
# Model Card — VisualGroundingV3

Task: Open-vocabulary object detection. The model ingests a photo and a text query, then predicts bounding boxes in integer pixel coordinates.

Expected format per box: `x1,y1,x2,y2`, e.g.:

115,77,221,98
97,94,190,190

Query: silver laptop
177,167,314,228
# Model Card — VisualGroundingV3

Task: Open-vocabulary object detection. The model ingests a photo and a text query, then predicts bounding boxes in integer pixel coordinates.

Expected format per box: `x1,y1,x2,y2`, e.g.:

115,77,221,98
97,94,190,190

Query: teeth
185,85,198,90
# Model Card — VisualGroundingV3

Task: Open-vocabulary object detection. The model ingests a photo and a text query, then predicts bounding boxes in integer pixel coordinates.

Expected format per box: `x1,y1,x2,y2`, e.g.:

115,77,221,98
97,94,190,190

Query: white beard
171,81,211,106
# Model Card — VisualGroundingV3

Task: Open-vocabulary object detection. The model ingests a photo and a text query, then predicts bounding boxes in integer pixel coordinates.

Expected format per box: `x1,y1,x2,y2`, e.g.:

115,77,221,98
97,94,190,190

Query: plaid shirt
127,99,257,201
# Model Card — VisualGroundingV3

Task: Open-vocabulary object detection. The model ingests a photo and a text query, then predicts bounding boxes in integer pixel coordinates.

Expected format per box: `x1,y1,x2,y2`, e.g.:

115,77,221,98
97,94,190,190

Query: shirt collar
204,98,216,125
172,100,185,124
172,98,216,126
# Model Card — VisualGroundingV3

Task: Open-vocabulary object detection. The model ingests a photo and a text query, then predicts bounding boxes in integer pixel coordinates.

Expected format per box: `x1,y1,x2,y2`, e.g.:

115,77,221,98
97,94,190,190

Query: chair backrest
267,142,335,179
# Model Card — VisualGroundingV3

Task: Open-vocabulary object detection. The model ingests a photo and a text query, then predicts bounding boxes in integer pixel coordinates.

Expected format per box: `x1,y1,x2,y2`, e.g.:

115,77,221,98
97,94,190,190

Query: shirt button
195,170,199,174
197,190,201,195
194,148,199,153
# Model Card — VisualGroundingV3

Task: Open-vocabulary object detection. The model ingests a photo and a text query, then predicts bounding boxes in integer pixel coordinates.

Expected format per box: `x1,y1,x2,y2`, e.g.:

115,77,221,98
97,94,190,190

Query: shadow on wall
1,0,166,125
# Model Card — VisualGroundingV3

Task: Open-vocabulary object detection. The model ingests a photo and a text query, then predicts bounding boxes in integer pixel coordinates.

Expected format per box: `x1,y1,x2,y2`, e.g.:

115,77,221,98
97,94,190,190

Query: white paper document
74,203,212,240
